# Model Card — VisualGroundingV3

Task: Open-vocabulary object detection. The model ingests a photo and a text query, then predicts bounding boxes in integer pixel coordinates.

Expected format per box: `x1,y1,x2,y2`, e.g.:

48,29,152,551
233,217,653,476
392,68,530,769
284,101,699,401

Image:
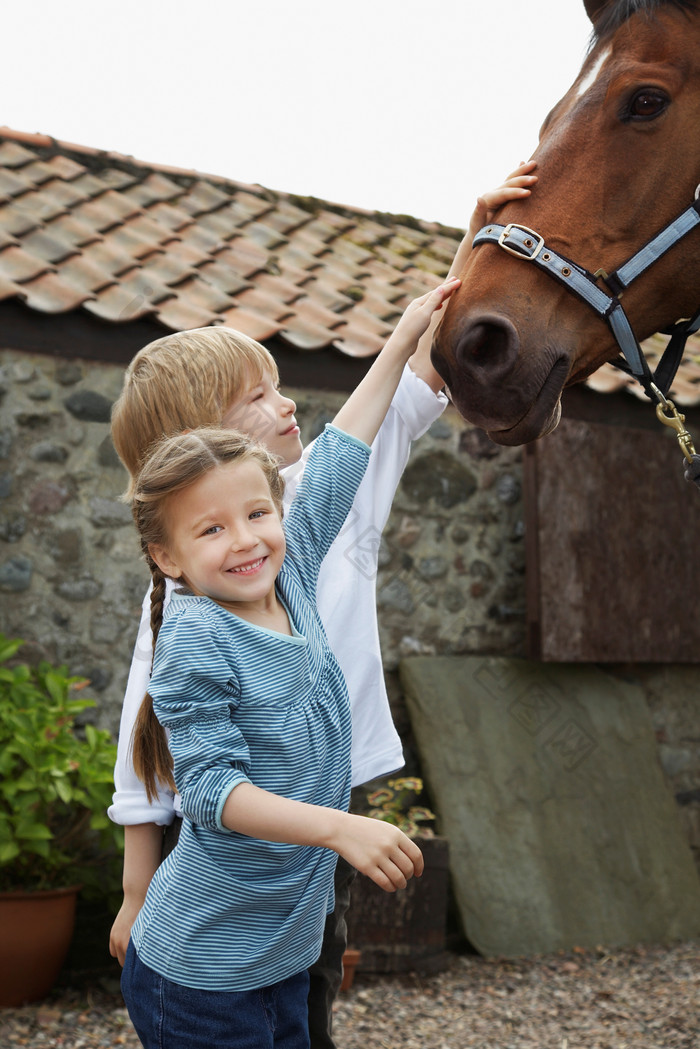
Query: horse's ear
583,0,608,23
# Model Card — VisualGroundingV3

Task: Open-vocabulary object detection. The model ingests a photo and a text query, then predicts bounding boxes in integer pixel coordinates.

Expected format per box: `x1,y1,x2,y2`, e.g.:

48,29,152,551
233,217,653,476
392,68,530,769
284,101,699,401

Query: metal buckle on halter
497,224,545,261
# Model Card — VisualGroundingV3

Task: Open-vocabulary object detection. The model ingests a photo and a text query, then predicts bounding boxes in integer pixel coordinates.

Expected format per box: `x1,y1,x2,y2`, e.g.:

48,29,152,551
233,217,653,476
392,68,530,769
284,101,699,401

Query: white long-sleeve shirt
108,364,447,826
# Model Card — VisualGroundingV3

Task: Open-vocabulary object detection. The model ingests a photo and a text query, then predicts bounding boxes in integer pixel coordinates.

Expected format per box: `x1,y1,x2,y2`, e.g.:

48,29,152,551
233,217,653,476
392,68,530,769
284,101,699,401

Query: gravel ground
0,941,697,1048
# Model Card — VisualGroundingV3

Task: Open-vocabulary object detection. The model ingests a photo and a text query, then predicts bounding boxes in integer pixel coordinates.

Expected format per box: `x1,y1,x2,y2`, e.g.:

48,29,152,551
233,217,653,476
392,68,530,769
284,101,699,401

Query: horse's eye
626,90,669,121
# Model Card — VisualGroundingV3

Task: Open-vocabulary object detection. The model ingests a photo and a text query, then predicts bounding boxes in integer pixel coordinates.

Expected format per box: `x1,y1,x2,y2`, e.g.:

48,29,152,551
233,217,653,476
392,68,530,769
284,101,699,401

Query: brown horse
432,0,700,445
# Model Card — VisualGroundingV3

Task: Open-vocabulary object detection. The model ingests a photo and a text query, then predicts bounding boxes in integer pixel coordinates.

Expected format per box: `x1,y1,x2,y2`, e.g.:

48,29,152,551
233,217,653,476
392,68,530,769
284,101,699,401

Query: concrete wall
1,347,697,871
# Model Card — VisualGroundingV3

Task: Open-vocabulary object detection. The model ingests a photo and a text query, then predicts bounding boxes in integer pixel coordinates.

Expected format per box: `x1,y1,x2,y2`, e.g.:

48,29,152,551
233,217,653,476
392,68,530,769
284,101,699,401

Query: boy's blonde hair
111,327,279,498
130,426,286,801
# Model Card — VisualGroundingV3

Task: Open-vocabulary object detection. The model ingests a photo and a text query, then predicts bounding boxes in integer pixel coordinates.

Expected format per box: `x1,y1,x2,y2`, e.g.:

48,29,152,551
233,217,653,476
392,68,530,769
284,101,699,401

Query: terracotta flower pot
340,948,361,991
0,885,80,1007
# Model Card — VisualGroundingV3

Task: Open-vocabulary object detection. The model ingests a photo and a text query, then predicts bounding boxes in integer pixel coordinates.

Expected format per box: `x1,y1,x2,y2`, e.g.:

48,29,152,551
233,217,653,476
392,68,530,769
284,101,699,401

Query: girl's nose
281,393,296,415
230,525,256,551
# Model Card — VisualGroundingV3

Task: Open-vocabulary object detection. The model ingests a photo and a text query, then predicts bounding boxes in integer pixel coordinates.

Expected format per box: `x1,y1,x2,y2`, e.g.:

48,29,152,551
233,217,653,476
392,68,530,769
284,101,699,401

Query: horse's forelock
592,0,698,43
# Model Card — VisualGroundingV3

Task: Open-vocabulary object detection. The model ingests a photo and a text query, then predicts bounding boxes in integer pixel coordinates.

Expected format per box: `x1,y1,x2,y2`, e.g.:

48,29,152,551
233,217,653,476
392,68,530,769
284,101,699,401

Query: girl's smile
149,459,287,622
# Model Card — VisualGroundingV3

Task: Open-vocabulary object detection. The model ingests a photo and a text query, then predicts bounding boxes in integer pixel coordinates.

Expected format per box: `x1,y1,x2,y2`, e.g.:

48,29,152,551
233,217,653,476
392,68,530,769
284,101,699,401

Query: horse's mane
593,0,698,41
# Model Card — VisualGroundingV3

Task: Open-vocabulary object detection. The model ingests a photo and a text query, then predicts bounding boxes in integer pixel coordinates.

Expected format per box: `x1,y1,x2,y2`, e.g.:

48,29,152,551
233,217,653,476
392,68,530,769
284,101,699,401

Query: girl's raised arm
331,277,460,447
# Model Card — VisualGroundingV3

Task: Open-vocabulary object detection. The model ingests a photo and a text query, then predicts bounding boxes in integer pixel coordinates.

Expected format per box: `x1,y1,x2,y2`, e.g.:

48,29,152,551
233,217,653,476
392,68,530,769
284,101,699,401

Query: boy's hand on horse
448,160,539,277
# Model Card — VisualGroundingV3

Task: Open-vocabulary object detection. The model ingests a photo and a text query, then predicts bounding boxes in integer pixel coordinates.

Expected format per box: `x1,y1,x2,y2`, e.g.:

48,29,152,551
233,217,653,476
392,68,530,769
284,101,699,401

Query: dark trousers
161,819,357,1049
307,857,357,1049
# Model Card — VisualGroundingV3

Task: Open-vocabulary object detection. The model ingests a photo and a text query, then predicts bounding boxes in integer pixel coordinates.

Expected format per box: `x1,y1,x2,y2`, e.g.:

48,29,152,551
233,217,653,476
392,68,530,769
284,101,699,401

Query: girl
121,277,461,1048
110,165,539,1048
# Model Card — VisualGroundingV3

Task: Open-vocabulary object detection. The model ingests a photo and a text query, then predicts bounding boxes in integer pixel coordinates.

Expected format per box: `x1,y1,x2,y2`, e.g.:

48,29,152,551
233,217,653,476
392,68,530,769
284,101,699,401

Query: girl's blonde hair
130,426,285,802
112,327,279,499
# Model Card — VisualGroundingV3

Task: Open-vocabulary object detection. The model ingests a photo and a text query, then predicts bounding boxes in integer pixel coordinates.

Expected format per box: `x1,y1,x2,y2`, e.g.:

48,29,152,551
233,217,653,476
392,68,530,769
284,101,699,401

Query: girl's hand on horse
389,277,462,350
467,160,538,245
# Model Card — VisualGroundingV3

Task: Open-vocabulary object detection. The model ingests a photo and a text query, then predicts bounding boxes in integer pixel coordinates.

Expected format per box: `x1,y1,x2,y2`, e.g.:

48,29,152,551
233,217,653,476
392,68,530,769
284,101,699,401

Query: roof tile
228,191,275,221
0,245,53,283
42,155,88,181
83,238,147,277
156,238,210,269
289,296,347,331
196,260,253,297
0,228,19,251
145,201,194,233
21,227,79,264
333,237,374,265
56,255,118,293
242,222,289,251
212,238,270,278
4,191,67,226
100,225,165,261
21,272,94,312
20,160,68,186
172,276,234,314
178,180,233,216
253,272,306,305
0,169,32,198
155,297,222,330
82,283,158,322
0,141,37,168
176,223,227,255
138,252,198,287
0,274,26,301
262,201,314,235
332,328,385,358
97,167,141,192
39,178,92,209
342,305,394,339
235,288,295,322
123,173,184,207
72,191,142,232
44,213,103,248
217,306,286,342
281,316,348,351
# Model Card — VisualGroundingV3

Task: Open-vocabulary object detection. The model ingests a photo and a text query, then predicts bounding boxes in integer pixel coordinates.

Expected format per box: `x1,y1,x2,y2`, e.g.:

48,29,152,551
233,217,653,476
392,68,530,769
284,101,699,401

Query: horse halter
472,188,700,422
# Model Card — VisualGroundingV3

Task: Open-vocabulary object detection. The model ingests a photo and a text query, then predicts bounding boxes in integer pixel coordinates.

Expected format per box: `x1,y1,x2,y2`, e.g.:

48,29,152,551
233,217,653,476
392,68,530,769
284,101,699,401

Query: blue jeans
122,941,310,1049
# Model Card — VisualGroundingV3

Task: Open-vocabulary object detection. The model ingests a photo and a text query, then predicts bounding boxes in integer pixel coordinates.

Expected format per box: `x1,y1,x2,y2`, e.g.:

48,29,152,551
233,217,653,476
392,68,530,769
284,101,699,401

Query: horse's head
432,0,700,445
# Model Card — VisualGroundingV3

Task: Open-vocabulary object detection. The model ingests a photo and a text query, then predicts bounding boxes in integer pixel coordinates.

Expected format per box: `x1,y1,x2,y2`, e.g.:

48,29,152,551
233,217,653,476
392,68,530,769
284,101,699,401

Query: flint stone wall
0,347,698,873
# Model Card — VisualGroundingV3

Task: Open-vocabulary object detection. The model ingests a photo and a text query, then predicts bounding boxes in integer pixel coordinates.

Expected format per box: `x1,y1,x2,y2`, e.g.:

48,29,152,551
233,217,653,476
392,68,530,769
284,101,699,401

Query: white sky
7,0,592,228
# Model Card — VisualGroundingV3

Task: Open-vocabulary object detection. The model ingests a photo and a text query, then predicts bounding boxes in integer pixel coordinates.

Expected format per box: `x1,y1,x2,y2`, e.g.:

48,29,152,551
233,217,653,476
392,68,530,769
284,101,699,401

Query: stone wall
1,347,698,871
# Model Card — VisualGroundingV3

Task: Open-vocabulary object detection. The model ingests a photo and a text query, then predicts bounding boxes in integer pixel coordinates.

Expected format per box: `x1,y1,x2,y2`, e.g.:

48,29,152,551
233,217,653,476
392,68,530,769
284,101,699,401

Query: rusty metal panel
524,417,700,661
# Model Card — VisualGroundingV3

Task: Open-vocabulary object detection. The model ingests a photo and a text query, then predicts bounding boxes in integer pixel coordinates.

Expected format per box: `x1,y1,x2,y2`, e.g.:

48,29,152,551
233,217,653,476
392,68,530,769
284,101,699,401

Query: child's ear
149,543,182,580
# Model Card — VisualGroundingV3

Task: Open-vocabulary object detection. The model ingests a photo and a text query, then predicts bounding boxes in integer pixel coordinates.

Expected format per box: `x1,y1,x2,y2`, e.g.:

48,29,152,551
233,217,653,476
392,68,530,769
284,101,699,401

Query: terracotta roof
0,126,698,403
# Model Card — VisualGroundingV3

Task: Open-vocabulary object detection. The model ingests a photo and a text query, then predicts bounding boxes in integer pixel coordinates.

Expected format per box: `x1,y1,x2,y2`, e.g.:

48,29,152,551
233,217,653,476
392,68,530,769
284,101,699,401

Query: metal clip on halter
654,388,697,463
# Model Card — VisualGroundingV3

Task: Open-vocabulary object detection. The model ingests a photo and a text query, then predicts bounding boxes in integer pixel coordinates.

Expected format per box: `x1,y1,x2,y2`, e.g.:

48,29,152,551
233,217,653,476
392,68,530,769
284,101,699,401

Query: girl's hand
389,276,461,355
329,812,424,892
466,159,538,247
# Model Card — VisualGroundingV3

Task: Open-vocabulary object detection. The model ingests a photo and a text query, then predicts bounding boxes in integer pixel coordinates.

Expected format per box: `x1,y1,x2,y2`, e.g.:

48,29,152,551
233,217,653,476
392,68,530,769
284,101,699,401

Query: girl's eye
203,525,222,535
249,510,265,520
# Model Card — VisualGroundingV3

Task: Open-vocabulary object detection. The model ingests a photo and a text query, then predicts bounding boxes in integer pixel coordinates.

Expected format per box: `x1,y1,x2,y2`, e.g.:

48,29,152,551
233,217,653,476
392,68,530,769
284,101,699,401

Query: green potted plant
346,777,450,975
0,634,123,1006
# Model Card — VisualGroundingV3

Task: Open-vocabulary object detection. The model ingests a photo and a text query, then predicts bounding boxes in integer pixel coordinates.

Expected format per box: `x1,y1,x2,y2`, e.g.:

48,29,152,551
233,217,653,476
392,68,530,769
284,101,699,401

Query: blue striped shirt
130,425,371,991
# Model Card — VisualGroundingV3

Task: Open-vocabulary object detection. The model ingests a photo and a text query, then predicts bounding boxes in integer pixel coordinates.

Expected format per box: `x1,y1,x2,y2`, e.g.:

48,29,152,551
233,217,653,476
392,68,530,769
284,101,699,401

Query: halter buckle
497,224,545,261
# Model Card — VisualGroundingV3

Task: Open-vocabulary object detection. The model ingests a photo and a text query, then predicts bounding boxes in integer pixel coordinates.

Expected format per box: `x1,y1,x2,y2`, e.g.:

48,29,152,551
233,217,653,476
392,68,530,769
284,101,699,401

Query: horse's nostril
455,317,519,378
